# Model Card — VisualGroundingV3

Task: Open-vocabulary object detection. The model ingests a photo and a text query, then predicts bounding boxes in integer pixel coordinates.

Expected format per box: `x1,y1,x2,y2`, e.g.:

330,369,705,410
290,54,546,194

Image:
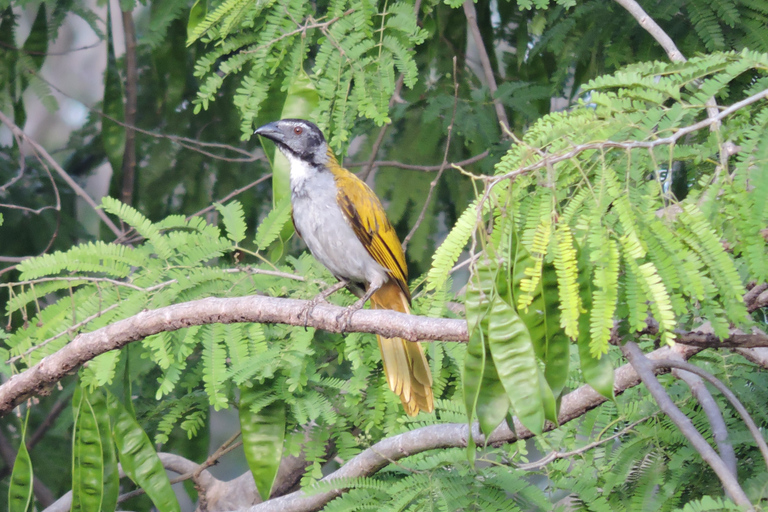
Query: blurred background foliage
1,0,767,511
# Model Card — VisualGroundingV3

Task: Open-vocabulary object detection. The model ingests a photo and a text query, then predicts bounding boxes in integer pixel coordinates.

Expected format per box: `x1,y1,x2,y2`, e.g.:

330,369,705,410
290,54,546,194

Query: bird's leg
302,280,349,329
336,283,381,332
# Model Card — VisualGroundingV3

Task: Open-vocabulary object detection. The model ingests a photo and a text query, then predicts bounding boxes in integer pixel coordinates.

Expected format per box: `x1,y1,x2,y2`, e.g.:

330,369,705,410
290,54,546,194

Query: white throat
284,152,315,193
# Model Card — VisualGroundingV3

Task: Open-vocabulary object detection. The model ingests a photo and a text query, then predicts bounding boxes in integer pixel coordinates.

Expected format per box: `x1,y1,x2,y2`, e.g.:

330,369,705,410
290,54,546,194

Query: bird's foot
336,296,367,333
302,280,349,329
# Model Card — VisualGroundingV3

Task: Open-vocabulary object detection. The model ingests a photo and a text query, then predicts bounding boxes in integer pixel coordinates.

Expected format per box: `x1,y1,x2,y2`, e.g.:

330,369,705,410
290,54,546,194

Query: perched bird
255,119,433,416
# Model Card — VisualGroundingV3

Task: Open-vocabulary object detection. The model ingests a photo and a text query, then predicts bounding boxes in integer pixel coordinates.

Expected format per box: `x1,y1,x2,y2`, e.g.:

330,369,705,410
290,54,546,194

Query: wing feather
328,155,410,302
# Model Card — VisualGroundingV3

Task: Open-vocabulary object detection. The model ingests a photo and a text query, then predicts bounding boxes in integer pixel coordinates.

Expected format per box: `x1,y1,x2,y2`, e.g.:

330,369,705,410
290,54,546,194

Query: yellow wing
327,150,410,303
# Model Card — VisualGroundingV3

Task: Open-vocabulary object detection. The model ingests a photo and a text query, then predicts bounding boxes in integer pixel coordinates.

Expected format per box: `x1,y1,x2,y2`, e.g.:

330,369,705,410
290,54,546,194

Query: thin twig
348,150,490,172
462,0,509,133
621,342,752,507
403,57,459,250
115,433,243,505
188,174,273,219
0,111,123,238
488,86,768,189
33,72,263,163
514,415,652,471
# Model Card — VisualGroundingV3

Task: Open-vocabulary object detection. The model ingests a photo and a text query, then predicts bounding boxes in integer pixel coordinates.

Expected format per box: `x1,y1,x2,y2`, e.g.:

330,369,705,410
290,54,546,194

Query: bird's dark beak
254,122,284,143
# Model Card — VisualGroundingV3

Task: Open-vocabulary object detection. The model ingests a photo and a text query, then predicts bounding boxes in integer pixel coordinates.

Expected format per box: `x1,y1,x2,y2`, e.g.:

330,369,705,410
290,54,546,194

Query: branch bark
120,8,138,206
621,342,752,508
2,292,767,418
240,343,704,512
462,0,510,133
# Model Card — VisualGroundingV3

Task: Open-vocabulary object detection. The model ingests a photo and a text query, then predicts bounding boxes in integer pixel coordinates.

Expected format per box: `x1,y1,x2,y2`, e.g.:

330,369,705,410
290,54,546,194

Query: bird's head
254,119,328,166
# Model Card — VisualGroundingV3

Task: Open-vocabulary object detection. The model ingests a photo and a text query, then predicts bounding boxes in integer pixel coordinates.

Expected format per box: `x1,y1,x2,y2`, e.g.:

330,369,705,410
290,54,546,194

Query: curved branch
0,296,467,417
621,342,752,508
242,343,704,512
2,291,767,418
653,358,768,472
0,111,123,238
672,369,737,477
347,150,490,172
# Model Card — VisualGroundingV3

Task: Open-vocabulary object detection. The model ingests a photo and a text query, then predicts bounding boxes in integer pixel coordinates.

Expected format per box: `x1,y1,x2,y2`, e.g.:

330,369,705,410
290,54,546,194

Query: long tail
370,281,434,416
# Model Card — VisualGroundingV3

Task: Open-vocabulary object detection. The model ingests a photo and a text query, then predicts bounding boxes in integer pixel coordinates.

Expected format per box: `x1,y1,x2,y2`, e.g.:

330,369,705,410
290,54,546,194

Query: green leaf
577,251,614,400
8,410,32,512
22,4,47,71
488,295,544,435
107,392,181,512
102,3,126,183
255,196,292,251
239,389,286,501
273,70,319,205
72,388,105,512
187,0,208,40
215,201,247,243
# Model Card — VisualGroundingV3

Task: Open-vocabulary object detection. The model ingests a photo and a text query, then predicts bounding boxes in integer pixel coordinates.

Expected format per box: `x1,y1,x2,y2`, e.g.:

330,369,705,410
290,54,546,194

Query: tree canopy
0,0,767,511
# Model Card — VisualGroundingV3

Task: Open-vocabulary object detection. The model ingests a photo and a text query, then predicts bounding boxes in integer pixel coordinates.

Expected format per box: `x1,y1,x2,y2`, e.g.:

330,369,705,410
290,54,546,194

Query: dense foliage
0,0,767,511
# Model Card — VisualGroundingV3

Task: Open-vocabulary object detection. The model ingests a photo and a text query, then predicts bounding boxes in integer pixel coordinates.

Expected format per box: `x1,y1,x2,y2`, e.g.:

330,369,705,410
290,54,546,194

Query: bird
254,118,433,416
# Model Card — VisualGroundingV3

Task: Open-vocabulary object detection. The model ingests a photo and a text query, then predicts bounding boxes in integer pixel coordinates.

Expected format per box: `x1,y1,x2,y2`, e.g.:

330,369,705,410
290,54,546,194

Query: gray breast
291,170,388,288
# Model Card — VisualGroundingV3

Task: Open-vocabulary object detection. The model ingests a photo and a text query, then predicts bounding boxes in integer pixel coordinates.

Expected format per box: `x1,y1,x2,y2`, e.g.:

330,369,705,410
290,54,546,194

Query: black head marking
254,119,328,166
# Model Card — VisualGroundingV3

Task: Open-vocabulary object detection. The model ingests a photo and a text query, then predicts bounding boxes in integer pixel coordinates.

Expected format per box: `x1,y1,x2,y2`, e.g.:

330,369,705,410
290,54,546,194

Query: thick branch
240,344,703,512
120,9,138,205
0,296,467,417
2,291,768,418
672,370,737,478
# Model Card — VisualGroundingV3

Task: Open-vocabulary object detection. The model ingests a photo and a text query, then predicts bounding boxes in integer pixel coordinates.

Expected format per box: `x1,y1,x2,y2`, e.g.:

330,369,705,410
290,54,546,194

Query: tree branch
0,110,123,238
491,86,768,185
621,342,752,508
672,369,737,478
2,290,768,418
462,0,509,133
120,8,138,206
652,357,768,471
240,343,704,512
0,296,467,417
347,150,490,172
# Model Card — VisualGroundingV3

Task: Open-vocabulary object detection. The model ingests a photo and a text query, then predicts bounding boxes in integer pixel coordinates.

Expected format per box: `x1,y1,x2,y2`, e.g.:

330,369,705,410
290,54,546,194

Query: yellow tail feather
371,281,434,416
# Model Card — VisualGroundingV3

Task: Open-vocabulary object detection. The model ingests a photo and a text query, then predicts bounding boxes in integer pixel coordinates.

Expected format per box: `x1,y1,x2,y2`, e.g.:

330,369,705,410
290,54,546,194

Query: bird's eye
293,126,303,135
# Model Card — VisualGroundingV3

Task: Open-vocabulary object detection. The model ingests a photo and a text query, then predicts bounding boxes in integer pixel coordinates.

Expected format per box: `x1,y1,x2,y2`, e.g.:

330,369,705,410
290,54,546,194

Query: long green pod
8,410,33,512
264,71,319,259
475,340,511,438
463,256,495,433
102,3,125,185
239,388,286,501
72,391,104,512
89,389,119,512
107,392,181,512
506,230,570,401
488,295,545,435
